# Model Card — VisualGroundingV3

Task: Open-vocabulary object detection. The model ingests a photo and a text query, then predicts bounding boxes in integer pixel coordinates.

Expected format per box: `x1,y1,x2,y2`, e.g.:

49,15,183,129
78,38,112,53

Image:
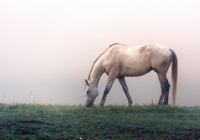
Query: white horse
84,43,178,107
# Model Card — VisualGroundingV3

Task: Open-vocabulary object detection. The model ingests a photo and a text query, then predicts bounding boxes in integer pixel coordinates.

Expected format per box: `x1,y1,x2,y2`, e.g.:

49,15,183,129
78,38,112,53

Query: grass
0,104,200,139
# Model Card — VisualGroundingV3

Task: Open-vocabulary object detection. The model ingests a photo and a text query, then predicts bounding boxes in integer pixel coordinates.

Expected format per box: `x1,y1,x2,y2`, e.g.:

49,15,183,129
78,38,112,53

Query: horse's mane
88,43,123,80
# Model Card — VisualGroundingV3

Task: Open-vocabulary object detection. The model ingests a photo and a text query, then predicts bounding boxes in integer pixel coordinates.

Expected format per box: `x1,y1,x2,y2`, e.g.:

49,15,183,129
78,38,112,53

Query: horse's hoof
99,104,103,107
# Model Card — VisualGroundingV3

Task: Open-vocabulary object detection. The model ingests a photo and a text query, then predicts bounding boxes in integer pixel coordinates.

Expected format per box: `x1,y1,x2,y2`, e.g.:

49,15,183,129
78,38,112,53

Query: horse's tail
169,49,178,106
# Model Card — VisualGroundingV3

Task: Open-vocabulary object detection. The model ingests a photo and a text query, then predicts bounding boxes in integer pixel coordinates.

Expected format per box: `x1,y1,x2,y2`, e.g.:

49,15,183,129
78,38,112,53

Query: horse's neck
88,61,104,88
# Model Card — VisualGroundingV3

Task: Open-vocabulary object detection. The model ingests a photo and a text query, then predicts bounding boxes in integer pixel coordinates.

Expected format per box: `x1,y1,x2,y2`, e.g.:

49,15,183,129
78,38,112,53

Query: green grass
0,104,200,140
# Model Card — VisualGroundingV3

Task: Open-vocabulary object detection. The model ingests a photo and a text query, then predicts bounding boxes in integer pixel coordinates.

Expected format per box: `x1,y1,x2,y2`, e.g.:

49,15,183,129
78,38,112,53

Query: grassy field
0,104,200,140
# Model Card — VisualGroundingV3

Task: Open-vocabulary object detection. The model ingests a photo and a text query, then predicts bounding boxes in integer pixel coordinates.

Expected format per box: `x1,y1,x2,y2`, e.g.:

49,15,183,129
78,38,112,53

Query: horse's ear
84,79,89,86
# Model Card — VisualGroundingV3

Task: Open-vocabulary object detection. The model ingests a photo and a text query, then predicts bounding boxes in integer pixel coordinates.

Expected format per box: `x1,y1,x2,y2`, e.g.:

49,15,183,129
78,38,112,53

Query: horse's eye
86,91,89,94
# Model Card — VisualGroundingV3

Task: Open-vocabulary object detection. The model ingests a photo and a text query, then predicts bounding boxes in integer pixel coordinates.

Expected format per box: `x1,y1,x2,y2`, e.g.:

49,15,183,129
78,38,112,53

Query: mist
0,1,200,106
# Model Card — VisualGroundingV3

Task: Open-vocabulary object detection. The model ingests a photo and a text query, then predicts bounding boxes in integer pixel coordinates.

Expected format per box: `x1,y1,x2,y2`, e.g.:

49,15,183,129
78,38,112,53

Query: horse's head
84,79,99,107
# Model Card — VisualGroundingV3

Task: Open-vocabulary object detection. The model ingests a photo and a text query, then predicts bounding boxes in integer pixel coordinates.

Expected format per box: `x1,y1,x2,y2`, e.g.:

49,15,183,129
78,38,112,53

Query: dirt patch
1,121,200,139
117,127,200,140
0,120,46,135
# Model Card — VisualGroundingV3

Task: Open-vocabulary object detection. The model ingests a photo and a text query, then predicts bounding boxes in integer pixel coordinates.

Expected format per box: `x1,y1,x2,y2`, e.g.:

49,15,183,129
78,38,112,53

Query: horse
84,43,178,107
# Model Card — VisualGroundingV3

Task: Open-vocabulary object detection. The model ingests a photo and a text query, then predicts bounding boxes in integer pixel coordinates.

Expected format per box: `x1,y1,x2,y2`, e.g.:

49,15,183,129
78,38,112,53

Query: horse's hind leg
158,90,164,105
157,73,170,105
118,77,132,105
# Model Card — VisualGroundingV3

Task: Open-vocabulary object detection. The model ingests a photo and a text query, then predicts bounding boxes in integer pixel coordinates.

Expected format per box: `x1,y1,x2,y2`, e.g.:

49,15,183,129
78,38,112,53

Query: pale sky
0,0,200,106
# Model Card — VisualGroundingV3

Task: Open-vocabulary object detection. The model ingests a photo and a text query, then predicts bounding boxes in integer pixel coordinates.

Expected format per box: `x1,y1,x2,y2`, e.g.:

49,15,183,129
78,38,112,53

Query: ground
0,104,200,139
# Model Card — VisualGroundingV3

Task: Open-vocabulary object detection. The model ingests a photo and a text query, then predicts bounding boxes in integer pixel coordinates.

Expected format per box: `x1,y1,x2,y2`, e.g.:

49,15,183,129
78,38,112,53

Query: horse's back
103,43,172,76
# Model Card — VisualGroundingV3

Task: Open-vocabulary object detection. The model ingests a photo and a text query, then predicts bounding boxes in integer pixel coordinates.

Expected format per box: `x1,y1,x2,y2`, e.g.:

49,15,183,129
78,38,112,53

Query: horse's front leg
99,76,116,107
118,77,132,106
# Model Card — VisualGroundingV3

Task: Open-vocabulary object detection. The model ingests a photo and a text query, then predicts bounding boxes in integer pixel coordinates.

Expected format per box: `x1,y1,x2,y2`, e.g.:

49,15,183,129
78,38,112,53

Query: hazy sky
0,0,200,106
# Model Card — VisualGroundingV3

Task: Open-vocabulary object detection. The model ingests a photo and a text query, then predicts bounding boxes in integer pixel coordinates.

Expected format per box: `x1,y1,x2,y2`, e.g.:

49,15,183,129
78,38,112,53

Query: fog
0,1,200,106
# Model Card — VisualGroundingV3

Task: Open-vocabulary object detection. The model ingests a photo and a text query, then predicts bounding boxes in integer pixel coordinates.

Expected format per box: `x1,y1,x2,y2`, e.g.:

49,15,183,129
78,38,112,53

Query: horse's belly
119,60,152,77
120,67,151,77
